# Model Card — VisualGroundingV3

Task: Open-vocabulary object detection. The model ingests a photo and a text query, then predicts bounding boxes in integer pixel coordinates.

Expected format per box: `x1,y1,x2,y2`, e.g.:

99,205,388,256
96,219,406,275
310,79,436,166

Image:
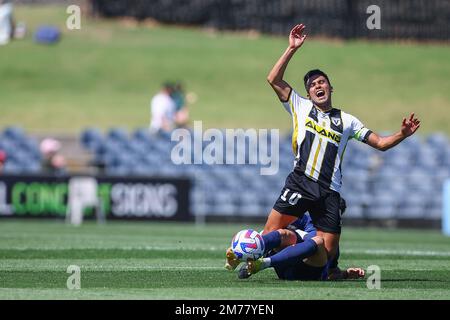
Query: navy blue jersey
289,213,317,237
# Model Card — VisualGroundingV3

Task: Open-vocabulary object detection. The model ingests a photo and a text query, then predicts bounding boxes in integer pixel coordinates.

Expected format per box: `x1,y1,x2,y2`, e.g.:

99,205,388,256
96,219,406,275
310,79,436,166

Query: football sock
268,238,318,269
321,246,340,280
329,246,340,269
262,231,282,253
260,258,272,270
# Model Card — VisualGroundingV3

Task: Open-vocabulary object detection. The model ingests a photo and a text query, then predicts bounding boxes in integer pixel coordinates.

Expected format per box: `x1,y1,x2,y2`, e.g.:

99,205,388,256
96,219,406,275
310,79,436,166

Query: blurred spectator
149,83,176,135
40,138,67,175
172,82,190,128
0,0,14,45
0,150,6,173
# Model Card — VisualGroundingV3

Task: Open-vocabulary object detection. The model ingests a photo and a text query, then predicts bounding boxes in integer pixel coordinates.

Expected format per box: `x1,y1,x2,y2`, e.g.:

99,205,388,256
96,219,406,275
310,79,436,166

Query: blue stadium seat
107,128,128,144
132,128,152,143
3,126,26,142
366,203,397,219
425,208,442,220
344,204,364,219
214,203,237,216
238,203,264,216
105,165,131,176
81,128,104,151
426,132,448,149
397,204,426,219
192,203,211,216
3,161,23,174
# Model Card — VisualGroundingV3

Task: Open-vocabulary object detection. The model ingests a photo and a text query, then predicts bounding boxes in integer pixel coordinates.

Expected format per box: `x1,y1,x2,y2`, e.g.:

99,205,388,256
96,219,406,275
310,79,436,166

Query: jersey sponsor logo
305,118,342,144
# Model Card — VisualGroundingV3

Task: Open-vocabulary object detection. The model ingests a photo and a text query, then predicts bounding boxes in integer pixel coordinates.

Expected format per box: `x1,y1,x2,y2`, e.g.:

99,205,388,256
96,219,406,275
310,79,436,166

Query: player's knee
277,229,297,246
307,236,328,266
311,236,325,248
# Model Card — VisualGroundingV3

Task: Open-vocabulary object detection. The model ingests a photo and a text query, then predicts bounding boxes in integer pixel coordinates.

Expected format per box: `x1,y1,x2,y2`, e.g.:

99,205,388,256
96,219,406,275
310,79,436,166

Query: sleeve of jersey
351,116,372,143
281,89,308,115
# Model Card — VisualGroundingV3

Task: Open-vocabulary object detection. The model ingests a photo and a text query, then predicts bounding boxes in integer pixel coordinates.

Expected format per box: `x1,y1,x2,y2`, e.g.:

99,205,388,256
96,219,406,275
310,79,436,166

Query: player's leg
229,176,308,271
224,211,295,271
247,234,322,275
302,235,328,267
316,230,340,261
231,227,296,273
262,209,298,234
264,173,313,234
261,223,298,252
230,198,300,270
308,190,342,261
237,228,297,278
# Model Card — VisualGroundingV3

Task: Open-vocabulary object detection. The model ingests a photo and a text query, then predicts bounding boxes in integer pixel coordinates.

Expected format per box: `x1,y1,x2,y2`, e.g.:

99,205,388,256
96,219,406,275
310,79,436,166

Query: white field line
3,246,450,257
0,264,225,271
343,249,450,257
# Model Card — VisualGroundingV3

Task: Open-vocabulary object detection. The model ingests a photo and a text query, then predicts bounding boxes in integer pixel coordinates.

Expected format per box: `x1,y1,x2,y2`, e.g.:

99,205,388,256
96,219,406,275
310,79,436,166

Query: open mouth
316,90,325,98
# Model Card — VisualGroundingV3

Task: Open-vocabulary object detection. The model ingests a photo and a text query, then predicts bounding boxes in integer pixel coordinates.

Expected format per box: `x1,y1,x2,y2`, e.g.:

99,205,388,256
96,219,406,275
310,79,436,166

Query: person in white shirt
149,83,177,135
0,0,14,45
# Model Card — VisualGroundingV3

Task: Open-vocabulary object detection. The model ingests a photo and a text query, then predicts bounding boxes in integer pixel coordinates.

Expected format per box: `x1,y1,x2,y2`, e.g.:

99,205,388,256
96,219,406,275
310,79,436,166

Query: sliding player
239,213,364,281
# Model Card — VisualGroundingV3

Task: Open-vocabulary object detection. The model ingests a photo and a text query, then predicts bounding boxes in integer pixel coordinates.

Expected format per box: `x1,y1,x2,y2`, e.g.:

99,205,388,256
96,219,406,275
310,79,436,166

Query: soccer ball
231,229,265,261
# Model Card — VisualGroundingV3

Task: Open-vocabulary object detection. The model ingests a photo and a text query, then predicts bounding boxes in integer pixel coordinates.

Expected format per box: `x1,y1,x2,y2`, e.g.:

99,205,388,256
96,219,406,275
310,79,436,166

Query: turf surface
0,220,449,300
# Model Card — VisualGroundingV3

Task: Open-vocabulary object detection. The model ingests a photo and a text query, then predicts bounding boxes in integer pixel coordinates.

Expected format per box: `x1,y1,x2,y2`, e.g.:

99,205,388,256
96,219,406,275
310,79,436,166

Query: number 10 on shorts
280,188,302,205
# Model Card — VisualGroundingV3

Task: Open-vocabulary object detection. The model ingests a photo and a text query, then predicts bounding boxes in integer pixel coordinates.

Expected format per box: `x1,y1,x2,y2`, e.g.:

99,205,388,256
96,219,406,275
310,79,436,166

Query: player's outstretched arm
328,267,365,280
267,24,307,102
366,113,421,151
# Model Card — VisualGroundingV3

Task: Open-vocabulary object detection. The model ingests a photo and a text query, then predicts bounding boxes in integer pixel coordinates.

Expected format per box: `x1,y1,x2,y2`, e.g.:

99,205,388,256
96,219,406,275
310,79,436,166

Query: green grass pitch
0,220,449,300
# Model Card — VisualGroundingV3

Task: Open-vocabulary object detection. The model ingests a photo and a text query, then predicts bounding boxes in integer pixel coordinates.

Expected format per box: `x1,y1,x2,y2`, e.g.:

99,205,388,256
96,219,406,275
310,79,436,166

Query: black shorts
274,261,324,281
273,171,342,234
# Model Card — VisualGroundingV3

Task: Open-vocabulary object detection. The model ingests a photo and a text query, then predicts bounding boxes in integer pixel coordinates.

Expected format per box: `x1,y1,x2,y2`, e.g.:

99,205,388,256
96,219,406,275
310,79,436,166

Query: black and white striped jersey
282,89,372,192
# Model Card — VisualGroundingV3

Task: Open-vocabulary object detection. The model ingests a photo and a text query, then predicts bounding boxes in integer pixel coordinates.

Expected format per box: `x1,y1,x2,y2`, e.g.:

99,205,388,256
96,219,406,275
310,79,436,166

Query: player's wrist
342,270,349,279
287,46,299,53
398,130,409,139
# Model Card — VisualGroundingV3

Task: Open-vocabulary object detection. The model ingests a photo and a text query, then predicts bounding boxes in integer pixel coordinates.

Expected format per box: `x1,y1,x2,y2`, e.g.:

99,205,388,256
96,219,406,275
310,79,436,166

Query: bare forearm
267,47,297,84
370,131,406,151
267,47,298,101
268,24,307,101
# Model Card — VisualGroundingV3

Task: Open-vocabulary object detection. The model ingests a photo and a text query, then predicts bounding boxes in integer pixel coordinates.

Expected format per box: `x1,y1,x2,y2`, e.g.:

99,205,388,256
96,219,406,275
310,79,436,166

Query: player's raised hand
289,24,307,50
401,113,421,137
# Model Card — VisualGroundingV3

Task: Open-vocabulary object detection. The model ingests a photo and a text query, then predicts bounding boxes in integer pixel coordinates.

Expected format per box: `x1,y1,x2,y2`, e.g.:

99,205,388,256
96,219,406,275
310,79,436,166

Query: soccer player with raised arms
226,23,420,270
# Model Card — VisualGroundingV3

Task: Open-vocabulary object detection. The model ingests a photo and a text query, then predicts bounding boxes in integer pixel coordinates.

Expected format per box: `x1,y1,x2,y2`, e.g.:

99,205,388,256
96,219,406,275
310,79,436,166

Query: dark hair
303,69,331,91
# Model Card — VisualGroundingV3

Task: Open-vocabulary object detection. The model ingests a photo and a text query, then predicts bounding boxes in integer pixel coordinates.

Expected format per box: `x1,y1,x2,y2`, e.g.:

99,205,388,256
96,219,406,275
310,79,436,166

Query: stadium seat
107,128,129,143
426,132,448,149
81,128,104,151
132,128,152,143
366,204,397,219
344,205,364,219
215,203,237,216
2,126,26,142
3,161,23,174
237,200,262,216
192,203,211,216
425,208,442,220
397,204,426,219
